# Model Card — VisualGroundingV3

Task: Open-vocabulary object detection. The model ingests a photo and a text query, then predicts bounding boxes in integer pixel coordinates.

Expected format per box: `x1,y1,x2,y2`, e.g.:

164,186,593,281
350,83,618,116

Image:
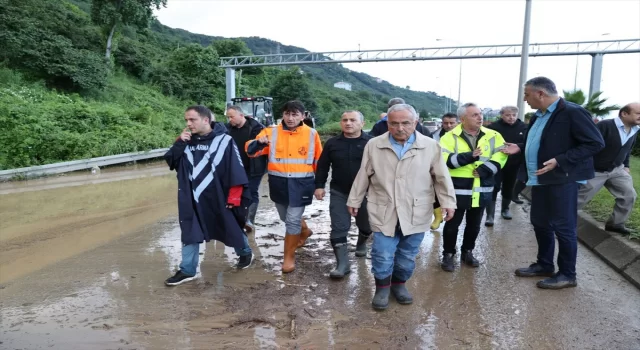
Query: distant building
333,81,352,91
376,78,383,83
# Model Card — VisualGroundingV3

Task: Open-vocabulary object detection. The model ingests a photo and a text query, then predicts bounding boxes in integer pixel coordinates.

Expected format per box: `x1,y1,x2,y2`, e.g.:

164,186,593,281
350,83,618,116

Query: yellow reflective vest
439,125,508,209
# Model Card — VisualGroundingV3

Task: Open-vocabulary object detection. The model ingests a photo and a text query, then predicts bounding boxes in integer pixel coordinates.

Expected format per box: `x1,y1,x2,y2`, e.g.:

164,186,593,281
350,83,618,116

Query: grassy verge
583,156,640,239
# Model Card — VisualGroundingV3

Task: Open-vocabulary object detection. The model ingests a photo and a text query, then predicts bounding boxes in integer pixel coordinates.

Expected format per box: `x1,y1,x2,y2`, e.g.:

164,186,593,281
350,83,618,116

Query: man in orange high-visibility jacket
246,100,322,273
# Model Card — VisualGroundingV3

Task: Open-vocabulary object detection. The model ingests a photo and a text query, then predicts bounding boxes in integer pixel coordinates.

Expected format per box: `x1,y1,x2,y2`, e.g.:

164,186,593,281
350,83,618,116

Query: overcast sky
156,0,640,114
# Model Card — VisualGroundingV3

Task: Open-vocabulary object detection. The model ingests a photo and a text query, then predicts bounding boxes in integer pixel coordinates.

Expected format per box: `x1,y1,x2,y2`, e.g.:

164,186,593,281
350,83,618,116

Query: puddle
1,278,131,349
254,325,278,349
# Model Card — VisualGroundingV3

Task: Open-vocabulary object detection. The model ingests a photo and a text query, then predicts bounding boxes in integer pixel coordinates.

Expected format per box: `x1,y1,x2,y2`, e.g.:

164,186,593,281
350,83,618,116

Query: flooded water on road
1,167,640,349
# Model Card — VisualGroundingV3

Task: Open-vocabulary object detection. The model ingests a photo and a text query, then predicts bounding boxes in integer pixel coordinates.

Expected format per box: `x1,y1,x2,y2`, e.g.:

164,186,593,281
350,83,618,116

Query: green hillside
0,0,454,170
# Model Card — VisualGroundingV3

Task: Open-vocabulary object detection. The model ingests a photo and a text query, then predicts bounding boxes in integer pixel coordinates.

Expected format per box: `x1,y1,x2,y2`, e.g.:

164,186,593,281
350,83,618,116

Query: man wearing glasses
347,104,456,310
246,100,323,274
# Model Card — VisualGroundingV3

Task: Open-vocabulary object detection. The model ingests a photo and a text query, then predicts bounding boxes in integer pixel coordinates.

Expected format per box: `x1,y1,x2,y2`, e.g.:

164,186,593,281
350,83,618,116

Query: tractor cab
231,96,274,126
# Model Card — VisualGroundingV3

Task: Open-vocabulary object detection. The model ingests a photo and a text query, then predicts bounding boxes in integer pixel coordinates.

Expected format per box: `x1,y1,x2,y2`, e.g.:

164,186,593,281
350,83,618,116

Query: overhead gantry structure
220,39,640,105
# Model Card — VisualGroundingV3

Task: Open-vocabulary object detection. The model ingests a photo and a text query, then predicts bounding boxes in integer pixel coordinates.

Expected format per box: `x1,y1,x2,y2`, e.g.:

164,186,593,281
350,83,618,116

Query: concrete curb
520,186,640,290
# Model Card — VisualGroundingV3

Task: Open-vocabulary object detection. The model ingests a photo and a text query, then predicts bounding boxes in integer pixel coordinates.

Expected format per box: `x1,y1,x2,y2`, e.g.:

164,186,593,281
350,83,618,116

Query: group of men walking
162,76,638,310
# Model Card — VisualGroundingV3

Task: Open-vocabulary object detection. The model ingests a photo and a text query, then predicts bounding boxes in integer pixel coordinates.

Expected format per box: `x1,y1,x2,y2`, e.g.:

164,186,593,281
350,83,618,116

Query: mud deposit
1,172,640,349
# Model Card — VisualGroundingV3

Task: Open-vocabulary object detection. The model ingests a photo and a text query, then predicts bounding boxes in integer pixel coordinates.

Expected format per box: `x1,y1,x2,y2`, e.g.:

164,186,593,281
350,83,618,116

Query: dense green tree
269,67,317,115
159,44,223,103
0,0,108,91
90,0,167,60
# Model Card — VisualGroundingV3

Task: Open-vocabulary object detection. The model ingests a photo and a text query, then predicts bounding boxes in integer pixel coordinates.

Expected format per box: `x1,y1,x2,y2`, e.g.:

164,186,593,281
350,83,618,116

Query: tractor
230,96,274,126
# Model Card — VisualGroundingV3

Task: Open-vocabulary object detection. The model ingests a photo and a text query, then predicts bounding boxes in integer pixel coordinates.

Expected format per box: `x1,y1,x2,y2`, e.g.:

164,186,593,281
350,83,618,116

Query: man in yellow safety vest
439,102,507,272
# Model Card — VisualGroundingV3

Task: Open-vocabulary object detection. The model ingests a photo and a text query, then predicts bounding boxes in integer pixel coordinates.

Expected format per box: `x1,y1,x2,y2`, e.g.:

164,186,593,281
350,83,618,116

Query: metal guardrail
0,148,169,181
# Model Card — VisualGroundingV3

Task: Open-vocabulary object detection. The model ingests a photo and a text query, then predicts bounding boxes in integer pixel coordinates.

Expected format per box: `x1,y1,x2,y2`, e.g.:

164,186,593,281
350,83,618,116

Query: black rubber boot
329,241,351,279
501,199,512,220
372,276,391,310
461,250,480,267
390,276,413,304
484,201,496,227
441,253,455,272
355,231,371,257
512,194,524,204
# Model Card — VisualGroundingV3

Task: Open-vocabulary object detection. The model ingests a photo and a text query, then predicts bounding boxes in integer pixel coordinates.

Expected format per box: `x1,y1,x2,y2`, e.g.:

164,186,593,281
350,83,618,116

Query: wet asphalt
1,168,639,349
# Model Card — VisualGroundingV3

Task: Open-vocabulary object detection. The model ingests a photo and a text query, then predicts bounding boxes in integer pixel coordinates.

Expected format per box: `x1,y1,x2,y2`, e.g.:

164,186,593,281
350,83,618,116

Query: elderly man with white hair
347,104,456,311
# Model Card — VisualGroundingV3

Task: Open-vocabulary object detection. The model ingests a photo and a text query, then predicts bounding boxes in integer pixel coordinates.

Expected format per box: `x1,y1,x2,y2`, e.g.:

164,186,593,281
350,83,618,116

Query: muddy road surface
1,169,640,349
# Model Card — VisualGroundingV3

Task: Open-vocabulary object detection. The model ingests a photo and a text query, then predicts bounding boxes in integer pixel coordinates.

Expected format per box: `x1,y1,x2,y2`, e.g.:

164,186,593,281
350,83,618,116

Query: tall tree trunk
105,23,116,60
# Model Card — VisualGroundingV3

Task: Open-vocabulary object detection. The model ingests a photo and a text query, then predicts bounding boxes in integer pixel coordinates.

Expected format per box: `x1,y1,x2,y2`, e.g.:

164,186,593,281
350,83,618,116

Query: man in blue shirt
502,77,604,290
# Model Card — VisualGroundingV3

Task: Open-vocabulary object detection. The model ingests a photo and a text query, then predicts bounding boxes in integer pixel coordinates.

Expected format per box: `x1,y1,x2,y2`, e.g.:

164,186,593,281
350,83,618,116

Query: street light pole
516,0,533,121
457,55,462,109
436,38,463,111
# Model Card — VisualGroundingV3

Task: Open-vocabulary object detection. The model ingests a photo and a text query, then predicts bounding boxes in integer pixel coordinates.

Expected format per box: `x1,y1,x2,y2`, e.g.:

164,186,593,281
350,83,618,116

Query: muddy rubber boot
297,219,313,248
484,201,496,227
431,207,443,230
390,276,413,304
501,199,512,220
372,276,392,310
245,203,258,233
282,234,298,273
355,231,371,258
329,241,351,279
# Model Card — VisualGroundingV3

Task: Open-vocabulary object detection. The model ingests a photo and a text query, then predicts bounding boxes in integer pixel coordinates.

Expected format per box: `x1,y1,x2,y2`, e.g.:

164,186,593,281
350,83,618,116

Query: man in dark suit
577,103,639,235
502,77,604,290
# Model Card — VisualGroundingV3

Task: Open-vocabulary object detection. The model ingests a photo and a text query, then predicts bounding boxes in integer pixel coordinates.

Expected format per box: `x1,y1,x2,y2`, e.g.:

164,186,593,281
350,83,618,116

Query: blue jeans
370,229,425,281
179,235,252,276
248,174,264,205
275,203,305,234
530,183,578,279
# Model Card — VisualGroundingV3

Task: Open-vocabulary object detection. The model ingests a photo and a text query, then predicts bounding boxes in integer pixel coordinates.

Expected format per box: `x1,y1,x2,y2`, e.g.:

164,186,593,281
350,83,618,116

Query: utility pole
516,0,532,121
457,56,462,109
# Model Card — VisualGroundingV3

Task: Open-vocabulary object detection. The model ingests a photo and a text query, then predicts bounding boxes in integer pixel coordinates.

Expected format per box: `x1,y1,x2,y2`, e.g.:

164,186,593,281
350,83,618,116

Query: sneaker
536,273,577,290
165,271,196,286
236,253,254,269
515,263,555,277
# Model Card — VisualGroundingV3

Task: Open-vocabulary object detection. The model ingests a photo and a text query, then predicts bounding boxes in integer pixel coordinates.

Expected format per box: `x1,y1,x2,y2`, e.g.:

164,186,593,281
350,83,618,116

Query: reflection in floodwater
1,277,130,349
254,325,278,349
415,312,439,349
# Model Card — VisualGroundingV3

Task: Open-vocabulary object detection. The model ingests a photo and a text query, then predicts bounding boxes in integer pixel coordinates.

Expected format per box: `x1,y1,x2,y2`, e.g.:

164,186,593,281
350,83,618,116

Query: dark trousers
248,174,264,205
442,207,484,254
530,183,579,279
513,180,526,198
329,189,370,241
492,165,519,202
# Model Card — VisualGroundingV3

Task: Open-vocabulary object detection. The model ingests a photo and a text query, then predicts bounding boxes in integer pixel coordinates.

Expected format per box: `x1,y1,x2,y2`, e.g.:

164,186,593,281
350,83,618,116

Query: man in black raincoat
164,106,254,286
